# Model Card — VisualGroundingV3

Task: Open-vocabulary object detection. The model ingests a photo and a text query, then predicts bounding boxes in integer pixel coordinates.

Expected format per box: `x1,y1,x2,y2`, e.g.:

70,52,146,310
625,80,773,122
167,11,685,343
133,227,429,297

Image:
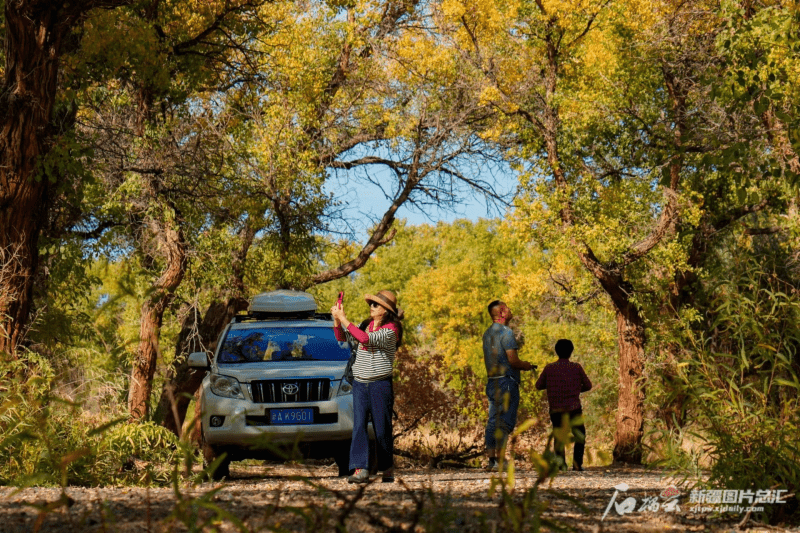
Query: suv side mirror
188,352,210,369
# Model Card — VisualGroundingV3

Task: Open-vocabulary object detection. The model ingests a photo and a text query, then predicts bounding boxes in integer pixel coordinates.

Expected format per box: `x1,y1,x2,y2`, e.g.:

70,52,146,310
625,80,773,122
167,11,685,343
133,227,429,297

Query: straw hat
364,290,404,320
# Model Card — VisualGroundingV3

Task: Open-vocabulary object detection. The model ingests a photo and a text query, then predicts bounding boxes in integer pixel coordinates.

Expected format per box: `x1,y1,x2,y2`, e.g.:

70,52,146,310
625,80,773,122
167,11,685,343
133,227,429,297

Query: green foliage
25,256,148,413
661,240,800,523
0,353,52,483
0,352,180,487
487,466,558,533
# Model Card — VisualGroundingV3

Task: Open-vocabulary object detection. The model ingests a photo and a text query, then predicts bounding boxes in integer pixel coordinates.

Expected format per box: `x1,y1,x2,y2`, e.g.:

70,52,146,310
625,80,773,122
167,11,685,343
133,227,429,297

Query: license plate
270,408,314,425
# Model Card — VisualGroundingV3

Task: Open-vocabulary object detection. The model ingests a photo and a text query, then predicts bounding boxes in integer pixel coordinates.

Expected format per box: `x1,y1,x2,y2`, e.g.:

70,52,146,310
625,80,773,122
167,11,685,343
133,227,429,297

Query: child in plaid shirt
535,339,592,471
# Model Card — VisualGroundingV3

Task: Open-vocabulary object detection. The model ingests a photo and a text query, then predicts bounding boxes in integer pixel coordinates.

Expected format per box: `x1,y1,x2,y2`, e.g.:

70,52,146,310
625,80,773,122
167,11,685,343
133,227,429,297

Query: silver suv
189,290,358,479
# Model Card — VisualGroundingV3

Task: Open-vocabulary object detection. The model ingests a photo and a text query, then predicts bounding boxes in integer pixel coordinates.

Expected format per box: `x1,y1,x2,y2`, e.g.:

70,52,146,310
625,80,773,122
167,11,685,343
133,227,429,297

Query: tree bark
581,256,648,462
128,220,187,420
0,0,134,359
612,305,646,463
0,2,74,357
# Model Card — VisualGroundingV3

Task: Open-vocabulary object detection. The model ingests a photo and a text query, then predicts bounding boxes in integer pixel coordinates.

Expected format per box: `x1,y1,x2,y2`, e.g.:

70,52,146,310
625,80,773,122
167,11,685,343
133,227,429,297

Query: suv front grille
250,379,331,403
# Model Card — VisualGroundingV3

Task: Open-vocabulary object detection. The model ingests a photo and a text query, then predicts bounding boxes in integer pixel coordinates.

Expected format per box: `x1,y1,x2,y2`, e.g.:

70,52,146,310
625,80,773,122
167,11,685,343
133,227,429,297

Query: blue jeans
350,379,394,471
485,377,520,452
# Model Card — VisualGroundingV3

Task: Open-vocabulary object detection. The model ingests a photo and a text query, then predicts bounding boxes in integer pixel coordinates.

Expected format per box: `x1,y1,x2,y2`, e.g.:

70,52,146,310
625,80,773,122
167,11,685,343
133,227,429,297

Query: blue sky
326,162,520,236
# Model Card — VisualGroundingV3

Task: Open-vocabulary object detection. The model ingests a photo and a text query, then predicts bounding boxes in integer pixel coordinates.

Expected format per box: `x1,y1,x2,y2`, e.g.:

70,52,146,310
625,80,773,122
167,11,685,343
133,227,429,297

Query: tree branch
172,1,267,55
66,220,120,239
310,228,397,286
744,226,783,235
328,156,410,172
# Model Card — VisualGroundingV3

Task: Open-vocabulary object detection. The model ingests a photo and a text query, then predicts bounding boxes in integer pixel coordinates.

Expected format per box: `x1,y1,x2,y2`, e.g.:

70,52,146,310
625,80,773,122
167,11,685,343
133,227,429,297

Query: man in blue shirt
483,300,537,471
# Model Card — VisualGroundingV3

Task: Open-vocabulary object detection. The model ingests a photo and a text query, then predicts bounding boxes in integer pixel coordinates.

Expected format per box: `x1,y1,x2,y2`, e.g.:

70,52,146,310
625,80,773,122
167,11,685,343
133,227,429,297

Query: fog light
210,415,225,427
338,382,352,396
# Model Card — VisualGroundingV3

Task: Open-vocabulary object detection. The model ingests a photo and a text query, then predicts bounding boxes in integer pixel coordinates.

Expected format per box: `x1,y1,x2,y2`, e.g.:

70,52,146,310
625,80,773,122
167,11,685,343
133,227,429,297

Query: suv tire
202,432,231,481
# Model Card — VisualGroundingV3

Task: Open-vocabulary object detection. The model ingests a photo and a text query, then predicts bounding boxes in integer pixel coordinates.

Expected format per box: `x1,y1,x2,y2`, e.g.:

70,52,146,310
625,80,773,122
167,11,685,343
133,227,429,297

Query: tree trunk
612,305,646,463
155,221,254,434
128,221,187,420
0,0,134,359
585,262,648,463
0,3,71,357
154,297,247,435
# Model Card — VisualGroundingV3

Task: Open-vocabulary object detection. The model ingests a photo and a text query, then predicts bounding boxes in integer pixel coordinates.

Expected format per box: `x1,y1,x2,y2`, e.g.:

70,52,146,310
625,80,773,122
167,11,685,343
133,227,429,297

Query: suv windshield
217,326,350,363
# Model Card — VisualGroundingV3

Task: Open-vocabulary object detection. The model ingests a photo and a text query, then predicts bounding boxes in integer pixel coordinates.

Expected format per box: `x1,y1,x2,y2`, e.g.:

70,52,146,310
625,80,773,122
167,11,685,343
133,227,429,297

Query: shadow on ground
0,464,791,532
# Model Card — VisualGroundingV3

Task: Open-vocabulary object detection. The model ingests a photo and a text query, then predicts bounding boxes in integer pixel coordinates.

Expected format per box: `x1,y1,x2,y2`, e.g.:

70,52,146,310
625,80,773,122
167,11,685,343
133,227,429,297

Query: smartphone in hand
336,291,344,309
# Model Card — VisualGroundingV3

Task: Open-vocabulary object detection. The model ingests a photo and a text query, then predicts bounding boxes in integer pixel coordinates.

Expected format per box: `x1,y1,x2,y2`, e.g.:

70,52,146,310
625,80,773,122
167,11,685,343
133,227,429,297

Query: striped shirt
334,321,398,382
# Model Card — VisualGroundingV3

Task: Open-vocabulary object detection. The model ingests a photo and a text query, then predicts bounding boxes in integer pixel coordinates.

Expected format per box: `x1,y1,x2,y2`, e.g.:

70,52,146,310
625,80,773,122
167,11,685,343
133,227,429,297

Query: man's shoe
347,468,370,484
572,465,585,472
486,458,499,472
381,467,395,483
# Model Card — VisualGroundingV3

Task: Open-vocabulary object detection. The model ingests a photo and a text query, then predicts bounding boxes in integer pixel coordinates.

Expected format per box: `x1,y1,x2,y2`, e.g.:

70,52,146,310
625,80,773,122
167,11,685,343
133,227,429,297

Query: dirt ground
0,463,796,532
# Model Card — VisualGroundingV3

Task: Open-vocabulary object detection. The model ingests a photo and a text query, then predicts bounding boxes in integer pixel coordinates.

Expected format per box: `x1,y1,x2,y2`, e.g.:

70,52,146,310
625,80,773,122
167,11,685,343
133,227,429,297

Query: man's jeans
549,408,586,469
350,379,394,471
485,376,520,452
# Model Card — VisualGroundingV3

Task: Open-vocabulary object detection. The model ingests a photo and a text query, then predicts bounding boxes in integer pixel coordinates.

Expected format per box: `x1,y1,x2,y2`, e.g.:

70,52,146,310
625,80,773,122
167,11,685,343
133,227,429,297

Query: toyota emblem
282,383,299,395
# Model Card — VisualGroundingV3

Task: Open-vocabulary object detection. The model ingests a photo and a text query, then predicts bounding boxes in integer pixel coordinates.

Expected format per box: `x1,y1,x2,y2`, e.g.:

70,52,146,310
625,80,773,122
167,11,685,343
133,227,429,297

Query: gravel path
0,463,796,532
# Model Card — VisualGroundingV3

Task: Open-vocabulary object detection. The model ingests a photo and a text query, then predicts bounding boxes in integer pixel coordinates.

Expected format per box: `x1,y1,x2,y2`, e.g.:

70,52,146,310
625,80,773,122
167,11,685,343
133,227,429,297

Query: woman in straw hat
331,290,404,484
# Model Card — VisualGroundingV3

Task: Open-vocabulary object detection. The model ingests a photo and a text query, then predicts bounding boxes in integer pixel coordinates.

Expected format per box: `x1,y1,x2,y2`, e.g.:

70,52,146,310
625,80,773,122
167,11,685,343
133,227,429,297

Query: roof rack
232,314,259,323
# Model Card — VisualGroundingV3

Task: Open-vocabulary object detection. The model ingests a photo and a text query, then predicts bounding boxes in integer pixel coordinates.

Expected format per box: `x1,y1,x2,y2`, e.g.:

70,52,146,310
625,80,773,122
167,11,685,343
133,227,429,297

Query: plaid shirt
535,359,592,412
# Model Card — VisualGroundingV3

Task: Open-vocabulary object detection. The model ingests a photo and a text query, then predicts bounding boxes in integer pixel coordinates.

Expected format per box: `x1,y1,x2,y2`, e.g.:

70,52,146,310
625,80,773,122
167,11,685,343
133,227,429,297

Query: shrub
0,352,180,487
664,259,800,524
393,345,488,466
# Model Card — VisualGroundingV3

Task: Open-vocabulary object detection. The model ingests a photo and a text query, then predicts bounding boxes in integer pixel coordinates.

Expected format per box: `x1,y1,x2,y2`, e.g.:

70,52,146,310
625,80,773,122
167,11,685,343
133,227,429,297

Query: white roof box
249,290,317,314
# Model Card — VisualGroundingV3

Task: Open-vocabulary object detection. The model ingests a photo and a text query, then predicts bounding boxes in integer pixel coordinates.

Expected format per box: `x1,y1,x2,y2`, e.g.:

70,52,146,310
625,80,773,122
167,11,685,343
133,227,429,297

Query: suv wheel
201,432,231,481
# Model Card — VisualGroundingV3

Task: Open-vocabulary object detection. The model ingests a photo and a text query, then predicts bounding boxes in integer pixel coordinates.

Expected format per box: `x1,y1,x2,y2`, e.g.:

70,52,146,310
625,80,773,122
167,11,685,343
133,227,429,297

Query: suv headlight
210,374,245,399
337,380,353,396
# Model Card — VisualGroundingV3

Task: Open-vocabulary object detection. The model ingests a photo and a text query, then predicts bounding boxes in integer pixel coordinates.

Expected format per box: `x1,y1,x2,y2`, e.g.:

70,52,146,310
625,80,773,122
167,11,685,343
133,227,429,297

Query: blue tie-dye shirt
483,323,520,382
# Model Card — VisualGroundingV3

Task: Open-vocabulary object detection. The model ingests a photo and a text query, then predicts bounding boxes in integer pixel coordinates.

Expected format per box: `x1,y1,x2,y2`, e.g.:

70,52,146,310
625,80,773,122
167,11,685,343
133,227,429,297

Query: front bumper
200,381,354,447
